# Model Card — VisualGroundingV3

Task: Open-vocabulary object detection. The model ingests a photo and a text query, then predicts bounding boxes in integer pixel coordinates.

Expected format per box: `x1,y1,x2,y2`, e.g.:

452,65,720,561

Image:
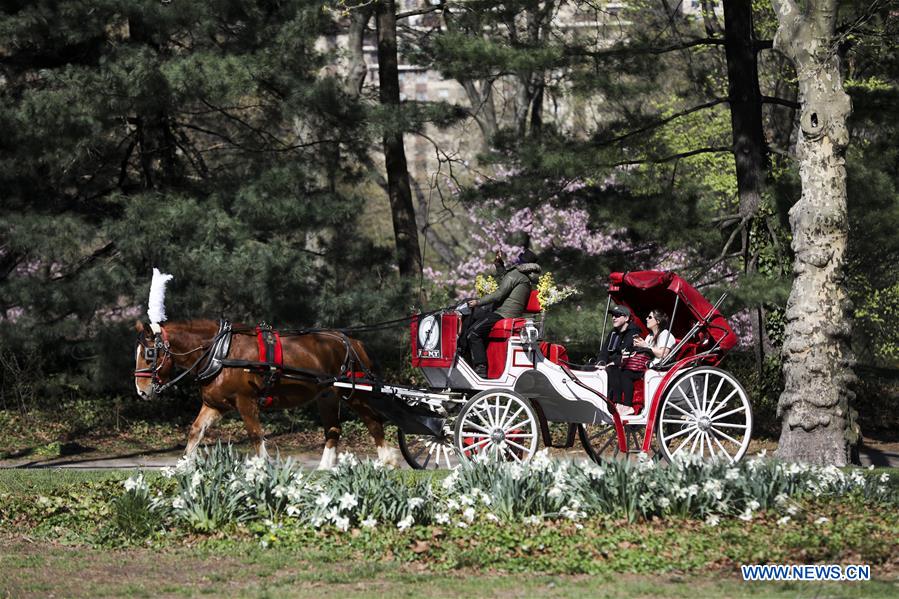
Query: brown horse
133,319,399,468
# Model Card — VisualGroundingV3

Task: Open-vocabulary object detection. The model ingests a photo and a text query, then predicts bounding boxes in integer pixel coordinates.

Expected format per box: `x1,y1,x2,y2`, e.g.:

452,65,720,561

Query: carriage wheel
656,366,752,463
453,389,539,463
397,427,460,470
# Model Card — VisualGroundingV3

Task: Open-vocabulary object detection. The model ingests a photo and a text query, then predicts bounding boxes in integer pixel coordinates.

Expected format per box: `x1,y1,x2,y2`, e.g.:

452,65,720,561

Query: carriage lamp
520,323,540,345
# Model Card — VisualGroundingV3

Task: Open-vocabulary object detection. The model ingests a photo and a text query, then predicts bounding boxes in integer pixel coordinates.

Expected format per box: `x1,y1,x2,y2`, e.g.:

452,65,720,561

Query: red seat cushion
539,342,568,366
524,290,542,313
632,379,645,414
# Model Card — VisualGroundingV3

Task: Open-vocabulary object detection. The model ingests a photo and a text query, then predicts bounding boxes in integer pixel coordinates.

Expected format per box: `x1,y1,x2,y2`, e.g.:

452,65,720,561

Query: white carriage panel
644,369,666,405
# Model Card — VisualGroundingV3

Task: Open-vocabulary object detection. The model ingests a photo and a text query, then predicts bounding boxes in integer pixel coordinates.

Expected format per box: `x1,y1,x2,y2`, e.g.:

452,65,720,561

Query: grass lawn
2,537,898,598
1,467,898,597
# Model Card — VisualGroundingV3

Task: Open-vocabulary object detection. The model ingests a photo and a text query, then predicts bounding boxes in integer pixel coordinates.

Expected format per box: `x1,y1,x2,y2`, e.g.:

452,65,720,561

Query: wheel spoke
465,437,491,451
506,446,523,463
665,401,695,419
709,425,744,446
505,439,531,453
690,428,702,455
462,432,492,438
704,432,716,460
422,445,434,469
503,418,532,433
689,377,701,413
709,375,725,408
711,434,735,463
661,418,692,425
710,422,748,430
672,428,700,457
499,405,525,429
707,388,740,418
710,406,747,421
661,425,695,443
504,433,533,438
463,420,491,434
701,373,710,413
499,395,513,429
675,383,698,413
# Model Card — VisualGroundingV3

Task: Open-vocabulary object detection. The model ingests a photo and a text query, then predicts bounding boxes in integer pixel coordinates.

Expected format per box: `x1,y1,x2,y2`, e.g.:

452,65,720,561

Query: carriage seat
482,291,563,378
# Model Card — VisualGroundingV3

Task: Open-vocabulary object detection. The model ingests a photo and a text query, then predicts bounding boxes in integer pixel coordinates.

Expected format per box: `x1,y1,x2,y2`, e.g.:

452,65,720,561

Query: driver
465,249,541,378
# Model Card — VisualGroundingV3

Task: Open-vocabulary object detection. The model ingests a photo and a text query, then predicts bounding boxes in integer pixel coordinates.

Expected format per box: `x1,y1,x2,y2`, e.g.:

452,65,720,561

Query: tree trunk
722,0,768,368
375,0,423,277
344,6,373,97
772,0,855,466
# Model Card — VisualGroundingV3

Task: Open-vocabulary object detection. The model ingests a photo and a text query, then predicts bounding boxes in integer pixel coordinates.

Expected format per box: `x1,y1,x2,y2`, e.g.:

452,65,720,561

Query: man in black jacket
598,305,641,415
465,249,541,378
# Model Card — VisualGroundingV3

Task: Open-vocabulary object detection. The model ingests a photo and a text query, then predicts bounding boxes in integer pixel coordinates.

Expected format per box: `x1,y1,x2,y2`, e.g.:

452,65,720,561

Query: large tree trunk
375,0,422,277
722,0,769,368
772,0,856,466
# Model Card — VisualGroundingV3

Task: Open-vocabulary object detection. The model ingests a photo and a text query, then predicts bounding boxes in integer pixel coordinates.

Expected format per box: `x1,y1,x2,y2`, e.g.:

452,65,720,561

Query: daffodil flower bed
118,445,896,539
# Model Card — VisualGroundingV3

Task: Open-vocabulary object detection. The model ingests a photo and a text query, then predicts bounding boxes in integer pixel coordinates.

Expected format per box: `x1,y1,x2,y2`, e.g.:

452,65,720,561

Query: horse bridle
134,324,172,395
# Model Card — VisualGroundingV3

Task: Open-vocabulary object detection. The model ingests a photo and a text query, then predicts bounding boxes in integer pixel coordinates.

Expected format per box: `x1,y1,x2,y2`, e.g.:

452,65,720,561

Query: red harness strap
255,325,283,407
255,326,283,367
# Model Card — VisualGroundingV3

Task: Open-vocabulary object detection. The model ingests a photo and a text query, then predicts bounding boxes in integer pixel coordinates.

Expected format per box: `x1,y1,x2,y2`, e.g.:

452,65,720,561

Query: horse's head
133,321,175,400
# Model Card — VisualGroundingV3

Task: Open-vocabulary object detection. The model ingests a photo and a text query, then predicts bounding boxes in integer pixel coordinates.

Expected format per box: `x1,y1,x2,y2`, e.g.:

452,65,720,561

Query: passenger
633,309,675,368
597,305,641,416
465,249,541,378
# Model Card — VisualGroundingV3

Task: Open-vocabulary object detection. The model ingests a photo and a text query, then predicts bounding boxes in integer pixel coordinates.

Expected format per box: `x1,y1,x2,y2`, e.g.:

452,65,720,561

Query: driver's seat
484,291,542,379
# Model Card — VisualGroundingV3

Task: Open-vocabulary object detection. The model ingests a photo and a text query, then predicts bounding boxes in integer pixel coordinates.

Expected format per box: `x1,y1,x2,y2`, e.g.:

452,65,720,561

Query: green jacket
475,262,541,319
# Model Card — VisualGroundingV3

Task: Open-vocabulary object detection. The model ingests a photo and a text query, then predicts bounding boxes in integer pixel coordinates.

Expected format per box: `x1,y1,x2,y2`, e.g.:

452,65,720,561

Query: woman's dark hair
649,309,669,343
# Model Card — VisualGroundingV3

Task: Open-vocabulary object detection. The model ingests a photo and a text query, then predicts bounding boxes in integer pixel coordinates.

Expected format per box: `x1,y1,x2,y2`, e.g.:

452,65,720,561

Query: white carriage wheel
397,427,461,470
454,389,539,464
656,366,753,464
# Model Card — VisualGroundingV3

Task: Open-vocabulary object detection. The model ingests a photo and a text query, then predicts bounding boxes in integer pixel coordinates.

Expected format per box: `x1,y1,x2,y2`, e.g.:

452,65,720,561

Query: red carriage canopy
607,271,737,353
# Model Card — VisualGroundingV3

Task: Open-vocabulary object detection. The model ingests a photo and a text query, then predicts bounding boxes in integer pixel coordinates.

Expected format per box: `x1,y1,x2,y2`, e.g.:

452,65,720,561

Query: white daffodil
338,493,358,511
361,517,377,529
397,515,414,531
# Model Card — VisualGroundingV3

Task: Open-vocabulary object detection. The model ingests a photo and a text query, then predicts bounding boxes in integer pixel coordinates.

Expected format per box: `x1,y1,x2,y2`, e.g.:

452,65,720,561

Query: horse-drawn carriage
334,270,753,469
135,269,752,469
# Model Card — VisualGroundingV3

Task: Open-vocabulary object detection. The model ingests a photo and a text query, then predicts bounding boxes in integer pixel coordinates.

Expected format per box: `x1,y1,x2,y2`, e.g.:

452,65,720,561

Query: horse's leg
185,404,223,457
316,388,341,470
235,396,269,460
346,394,401,467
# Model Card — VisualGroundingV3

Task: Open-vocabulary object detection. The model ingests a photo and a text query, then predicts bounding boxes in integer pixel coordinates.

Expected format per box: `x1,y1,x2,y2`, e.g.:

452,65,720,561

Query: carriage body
394,270,753,468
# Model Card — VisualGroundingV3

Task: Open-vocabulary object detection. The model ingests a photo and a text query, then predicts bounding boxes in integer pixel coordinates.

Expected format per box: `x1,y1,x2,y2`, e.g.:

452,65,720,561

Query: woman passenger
633,309,675,368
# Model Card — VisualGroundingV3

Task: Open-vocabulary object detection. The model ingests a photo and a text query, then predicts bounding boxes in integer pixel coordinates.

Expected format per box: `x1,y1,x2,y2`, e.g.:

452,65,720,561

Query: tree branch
593,98,728,147
566,37,725,59
607,146,731,167
762,95,800,109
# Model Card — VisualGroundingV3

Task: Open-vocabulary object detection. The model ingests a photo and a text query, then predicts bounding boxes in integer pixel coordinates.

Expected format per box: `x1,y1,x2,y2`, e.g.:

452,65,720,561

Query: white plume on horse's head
147,268,174,325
